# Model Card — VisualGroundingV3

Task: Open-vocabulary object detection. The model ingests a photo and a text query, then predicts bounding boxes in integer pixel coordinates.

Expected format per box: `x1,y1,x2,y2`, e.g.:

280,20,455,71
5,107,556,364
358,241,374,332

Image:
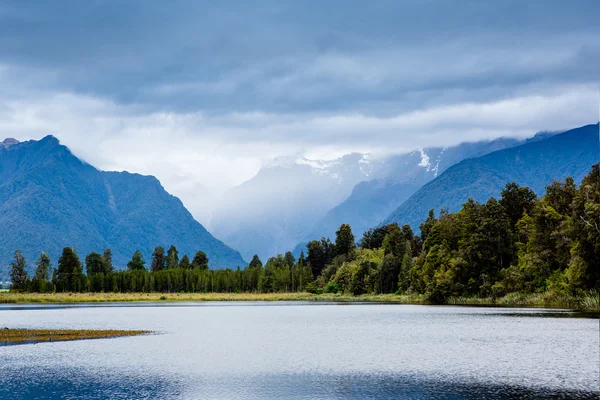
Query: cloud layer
0,0,598,213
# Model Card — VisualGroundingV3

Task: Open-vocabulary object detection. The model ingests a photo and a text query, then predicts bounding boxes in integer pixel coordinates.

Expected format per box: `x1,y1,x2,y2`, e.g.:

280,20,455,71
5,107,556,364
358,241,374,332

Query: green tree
249,254,263,269
57,247,84,292
34,252,52,282
500,182,538,228
284,251,296,268
166,245,179,269
151,246,166,272
179,254,191,269
335,224,356,256
127,250,146,271
306,238,335,278
102,248,114,274
85,252,106,275
10,250,29,291
420,209,437,245
192,251,209,271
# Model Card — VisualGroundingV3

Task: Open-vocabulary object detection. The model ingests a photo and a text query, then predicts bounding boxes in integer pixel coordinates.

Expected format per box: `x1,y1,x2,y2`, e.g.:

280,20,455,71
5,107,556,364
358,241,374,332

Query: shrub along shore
0,291,598,310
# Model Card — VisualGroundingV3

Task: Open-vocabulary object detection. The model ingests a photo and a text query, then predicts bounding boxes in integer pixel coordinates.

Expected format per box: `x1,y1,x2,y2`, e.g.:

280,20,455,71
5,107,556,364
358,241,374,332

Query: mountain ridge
0,136,245,277
382,123,599,230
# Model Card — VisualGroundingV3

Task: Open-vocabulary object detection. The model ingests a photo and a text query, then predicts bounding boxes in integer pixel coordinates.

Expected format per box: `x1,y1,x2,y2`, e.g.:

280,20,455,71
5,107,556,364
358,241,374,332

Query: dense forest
8,165,600,303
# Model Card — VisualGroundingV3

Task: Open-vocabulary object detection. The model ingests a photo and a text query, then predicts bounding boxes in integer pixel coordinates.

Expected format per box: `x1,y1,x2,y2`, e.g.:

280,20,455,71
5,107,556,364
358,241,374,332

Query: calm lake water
0,302,598,399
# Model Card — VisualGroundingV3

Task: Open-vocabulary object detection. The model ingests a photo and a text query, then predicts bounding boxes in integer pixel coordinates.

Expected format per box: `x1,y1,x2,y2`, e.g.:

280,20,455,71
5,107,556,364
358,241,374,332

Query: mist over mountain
383,123,599,230
290,132,555,256
0,136,245,278
208,153,376,261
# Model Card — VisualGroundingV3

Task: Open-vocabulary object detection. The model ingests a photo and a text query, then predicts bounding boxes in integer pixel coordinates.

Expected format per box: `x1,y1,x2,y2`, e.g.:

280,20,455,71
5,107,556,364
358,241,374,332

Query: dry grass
0,329,151,345
0,291,594,309
447,292,593,309
0,291,428,304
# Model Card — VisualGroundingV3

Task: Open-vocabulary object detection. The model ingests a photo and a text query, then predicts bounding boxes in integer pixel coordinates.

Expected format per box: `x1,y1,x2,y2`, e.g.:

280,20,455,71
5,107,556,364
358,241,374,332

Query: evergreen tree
335,224,356,256
127,250,146,271
166,245,179,269
249,254,263,269
151,246,166,272
34,252,52,282
306,238,335,278
284,251,296,268
10,250,29,291
57,247,83,292
179,254,191,269
500,182,538,229
85,252,105,275
420,209,437,245
192,251,209,270
102,248,114,274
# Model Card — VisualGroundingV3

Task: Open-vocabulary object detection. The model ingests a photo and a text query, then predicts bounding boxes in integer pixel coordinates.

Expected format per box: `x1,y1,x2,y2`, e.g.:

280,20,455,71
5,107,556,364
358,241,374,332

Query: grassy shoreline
0,329,151,345
0,291,597,310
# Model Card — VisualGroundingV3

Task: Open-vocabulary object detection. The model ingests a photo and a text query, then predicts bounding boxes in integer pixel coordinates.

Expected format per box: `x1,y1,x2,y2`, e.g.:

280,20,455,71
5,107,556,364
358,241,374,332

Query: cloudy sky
0,1,598,203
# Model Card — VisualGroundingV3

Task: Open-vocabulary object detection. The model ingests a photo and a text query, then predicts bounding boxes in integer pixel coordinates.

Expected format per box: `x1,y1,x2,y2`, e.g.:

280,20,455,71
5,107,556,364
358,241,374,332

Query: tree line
9,164,600,302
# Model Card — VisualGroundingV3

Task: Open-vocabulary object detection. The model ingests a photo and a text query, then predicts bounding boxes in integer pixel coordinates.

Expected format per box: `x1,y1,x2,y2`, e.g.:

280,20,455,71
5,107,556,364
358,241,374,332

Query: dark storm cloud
0,0,598,114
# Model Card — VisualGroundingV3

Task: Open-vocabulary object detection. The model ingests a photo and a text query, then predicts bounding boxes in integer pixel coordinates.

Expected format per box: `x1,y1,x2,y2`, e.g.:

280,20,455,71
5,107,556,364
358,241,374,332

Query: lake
0,302,598,399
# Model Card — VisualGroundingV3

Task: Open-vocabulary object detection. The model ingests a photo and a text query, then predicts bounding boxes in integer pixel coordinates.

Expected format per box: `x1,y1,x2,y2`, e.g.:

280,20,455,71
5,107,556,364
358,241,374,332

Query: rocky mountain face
0,136,245,278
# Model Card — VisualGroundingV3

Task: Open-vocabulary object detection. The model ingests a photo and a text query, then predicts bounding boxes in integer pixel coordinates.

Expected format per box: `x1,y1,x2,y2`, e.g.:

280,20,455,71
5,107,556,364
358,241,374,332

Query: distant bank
0,291,598,311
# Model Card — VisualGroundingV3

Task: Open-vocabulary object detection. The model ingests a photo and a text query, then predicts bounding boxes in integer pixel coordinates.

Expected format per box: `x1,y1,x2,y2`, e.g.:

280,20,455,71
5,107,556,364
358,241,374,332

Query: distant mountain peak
0,138,19,148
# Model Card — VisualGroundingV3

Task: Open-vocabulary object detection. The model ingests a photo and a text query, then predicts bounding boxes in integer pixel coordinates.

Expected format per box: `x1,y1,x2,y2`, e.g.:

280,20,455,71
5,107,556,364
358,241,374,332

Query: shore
0,291,598,310
0,329,151,345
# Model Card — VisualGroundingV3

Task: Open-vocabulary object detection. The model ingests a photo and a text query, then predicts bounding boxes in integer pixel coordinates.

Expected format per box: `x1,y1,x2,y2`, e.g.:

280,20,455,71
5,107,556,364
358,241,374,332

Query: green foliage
151,246,166,272
127,250,146,271
179,254,191,269
306,237,335,278
56,247,84,292
166,245,179,270
102,249,114,274
192,251,209,271
335,224,356,256
85,252,105,275
10,250,29,291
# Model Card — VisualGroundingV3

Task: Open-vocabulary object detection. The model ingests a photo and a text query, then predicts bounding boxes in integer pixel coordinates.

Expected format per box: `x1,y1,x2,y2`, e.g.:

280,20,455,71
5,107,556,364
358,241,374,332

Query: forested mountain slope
383,123,599,230
0,136,244,277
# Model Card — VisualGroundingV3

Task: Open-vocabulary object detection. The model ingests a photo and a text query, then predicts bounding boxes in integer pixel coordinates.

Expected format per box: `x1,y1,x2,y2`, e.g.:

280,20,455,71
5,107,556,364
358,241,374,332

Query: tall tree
179,254,191,269
306,238,335,278
249,254,263,269
57,247,83,292
127,250,146,271
500,182,538,229
34,252,52,282
85,252,106,275
335,224,356,256
192,251,209,271
102,249,114,274
166,245,179,269
151,246,166,272
10,250,29,291
284,251,296,268
420,209,437,245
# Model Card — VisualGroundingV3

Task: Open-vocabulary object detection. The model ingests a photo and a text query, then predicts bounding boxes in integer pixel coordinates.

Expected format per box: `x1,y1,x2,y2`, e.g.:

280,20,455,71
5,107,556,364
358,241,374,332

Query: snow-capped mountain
292,133,556,256
208,153,375,262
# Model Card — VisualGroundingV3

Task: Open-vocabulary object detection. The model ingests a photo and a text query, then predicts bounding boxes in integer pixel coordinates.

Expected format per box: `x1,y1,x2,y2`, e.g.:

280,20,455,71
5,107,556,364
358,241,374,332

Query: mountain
208,153,375,261
0,136,245,278
291,133,554,255
383,123,599,230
